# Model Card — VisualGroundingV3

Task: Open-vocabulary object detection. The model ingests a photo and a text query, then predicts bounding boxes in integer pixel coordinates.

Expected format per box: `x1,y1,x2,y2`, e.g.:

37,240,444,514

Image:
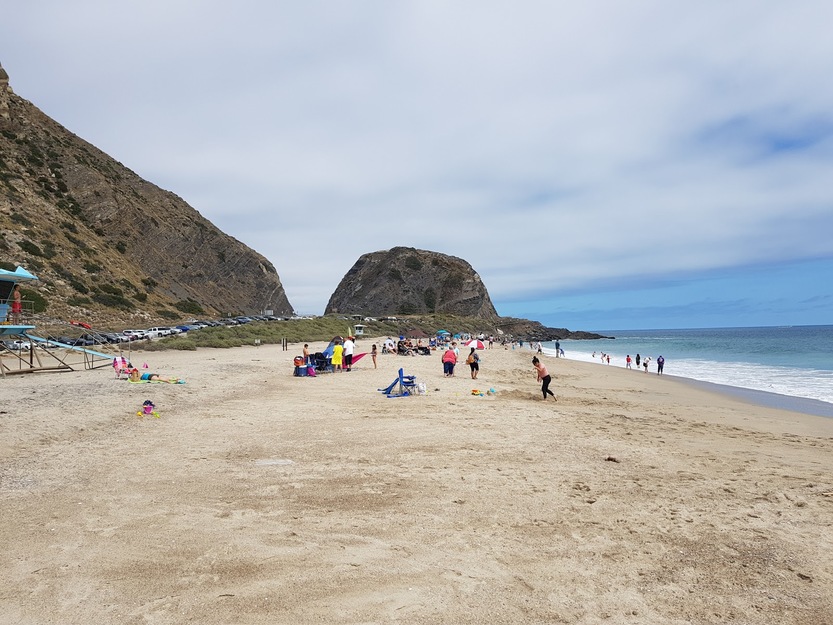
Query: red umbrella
465,339,485,349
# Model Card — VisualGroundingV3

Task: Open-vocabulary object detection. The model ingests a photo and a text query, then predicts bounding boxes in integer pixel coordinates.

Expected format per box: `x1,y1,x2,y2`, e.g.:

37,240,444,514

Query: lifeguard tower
1,266,112,376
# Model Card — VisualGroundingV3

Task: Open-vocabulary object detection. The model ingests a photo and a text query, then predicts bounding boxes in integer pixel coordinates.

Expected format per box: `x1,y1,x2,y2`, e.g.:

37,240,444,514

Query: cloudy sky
3,1,832,330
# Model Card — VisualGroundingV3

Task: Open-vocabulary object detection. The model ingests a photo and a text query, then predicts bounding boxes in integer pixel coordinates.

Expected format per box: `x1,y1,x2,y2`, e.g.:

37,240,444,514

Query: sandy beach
1,340,832,624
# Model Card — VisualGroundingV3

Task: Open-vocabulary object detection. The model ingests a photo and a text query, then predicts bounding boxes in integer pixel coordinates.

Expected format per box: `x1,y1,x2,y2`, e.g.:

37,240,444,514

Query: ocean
541,325,833,418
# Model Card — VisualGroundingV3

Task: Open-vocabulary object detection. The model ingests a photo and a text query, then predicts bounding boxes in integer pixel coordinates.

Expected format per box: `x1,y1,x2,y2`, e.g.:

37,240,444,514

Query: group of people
594,351,665,374
441,342,481,379
624,353,665,374
330,336,357,372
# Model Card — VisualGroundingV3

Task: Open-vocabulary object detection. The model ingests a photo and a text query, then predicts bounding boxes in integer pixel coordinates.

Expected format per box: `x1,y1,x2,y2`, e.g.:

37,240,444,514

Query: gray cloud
3,1,833,316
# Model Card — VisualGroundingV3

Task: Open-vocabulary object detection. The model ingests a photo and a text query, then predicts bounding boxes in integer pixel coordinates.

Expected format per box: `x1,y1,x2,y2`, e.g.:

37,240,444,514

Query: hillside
326,247,499,319
0,63,293,326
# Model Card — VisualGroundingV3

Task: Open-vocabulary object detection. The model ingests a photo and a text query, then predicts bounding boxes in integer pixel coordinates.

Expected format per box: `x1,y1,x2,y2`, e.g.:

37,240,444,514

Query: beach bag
466,355,474,365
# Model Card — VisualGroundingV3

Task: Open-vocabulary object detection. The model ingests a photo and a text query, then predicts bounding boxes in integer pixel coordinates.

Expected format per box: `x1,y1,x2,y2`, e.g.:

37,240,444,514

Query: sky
2,1,833,331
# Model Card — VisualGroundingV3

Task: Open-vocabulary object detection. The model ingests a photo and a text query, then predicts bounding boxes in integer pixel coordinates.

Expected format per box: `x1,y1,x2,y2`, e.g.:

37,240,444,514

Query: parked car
123,330,147,340
101,333,127,344
78,333,107,345
145,327,172,339
3,340,31,350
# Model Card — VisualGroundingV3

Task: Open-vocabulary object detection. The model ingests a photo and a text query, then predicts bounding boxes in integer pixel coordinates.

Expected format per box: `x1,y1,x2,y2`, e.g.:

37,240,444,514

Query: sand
1,340,832,624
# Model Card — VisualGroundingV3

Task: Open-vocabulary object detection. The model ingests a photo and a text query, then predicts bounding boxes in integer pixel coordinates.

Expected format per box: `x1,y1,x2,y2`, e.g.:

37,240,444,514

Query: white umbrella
465,339,485,350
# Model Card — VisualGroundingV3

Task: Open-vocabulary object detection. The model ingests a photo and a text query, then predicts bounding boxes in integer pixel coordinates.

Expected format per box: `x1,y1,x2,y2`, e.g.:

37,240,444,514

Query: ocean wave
543,347,833,406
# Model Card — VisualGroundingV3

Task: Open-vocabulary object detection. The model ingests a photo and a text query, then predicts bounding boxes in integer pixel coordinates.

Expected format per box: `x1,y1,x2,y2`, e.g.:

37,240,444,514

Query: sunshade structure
465,339,486,350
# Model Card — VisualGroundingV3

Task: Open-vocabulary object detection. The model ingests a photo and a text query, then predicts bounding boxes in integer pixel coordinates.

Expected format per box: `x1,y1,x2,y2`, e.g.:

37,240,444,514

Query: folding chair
378,368,418,397
113,356,132,379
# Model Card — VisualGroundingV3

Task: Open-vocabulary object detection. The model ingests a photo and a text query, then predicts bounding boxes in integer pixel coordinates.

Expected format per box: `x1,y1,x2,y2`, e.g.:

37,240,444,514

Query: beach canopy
0,266,39,283
437,329,450,335
465,339,486,350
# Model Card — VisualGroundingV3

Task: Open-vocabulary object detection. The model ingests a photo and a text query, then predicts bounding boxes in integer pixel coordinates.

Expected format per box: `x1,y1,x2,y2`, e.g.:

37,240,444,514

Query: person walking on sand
466,347,480,379
371,344,378,369
532,356,556,401
442,345,457,377
626,355,632,369
657,355,665,375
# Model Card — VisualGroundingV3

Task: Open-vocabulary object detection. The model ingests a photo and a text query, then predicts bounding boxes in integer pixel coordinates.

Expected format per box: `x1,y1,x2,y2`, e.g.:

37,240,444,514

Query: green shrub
40,241,57,259
175,299,204,315
65,234,88,250
67,296,93,307
92,292,132,310
83,261,104,274
10,212,32,227
115,241,127,254
18,240,44,256
423,288,437,312
134,292,148,302
405,256,423,271
156,309,180,320
98,283,124,296
21,288,48,312
144,337,197,351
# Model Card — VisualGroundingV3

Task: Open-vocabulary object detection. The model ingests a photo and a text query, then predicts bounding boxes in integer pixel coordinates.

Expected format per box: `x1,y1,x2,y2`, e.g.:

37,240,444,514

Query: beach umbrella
465,339,486,350
437,329,450,335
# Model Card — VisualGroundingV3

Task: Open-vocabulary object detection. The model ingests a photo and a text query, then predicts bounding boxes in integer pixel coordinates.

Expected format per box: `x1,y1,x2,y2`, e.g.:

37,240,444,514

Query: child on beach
332,341,343,371
532,357,556,401
371,344,378,369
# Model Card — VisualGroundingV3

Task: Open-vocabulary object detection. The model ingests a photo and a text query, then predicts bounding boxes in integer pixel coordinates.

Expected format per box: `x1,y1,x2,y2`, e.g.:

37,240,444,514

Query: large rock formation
0,64,293,323
325,247,499,319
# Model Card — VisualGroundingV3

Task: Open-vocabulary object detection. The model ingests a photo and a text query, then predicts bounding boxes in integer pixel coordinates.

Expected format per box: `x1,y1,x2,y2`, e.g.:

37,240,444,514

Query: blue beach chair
378,368,418,397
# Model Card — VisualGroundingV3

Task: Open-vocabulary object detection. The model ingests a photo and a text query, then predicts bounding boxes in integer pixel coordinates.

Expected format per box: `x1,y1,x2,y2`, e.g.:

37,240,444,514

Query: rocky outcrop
325,247,499,319
0,64,293,323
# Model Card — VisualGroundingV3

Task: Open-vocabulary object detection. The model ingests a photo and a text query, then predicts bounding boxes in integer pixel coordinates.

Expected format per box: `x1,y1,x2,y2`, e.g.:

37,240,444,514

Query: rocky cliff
325,247,499,319
0,64,293,324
